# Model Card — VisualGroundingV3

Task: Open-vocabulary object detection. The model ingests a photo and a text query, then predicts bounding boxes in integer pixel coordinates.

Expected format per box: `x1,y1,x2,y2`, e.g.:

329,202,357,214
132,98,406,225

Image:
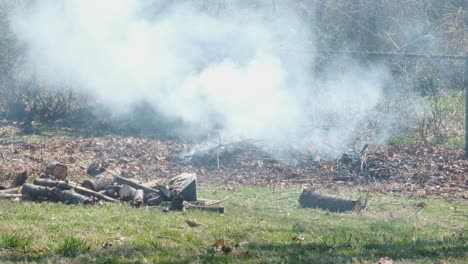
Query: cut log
10,171,28,187
22,183,93,204
132,189,144,207
115,176,159,195
0,187,21,194
22,183,51,198
169,173,197,202
82,170,119,191
119,184,136,201
299,189,362,213
0,193,24,199
50,188,93,205
45,162,68,180
33,178,119,203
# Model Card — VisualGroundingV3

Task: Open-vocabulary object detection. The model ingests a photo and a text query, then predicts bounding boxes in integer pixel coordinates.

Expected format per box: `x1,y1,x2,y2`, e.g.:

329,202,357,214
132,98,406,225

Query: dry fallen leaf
213,239,224,247
291,235,304,242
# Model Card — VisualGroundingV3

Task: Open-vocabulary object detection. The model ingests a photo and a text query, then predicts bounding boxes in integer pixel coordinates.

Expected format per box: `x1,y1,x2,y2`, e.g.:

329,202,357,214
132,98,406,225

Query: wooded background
0,0,466,132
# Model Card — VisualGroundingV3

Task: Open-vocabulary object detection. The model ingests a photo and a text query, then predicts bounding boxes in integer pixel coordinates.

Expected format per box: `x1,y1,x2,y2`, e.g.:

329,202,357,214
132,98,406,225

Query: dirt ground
0,124,466,201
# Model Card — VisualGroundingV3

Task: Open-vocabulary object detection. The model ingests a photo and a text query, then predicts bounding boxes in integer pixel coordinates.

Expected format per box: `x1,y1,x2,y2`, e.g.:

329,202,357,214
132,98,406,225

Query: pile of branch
334,145,403,180
179,139,271,168
0,162,224,213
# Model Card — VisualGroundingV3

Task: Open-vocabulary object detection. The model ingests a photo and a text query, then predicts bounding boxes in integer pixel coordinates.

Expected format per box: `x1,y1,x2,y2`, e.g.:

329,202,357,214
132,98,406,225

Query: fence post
465,56,468,158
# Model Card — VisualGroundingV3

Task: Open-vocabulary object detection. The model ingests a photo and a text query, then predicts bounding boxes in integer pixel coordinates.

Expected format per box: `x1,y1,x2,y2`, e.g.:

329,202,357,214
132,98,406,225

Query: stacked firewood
0,162,222,212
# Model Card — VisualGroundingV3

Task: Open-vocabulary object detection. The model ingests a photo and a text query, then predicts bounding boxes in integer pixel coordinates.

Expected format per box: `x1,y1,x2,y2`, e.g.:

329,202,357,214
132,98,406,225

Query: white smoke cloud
9,0,390,157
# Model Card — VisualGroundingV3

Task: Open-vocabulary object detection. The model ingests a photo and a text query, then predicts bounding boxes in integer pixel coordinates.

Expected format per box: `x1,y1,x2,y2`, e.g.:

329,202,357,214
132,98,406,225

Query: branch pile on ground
0,160,223,211
0,123,466,200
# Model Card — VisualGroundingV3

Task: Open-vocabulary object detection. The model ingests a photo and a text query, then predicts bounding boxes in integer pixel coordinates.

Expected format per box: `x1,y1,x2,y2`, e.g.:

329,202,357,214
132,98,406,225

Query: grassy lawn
0,186,466,263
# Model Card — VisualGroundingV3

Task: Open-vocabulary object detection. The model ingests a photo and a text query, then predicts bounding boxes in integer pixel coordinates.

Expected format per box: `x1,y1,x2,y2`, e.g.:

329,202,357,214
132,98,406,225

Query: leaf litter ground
1,124,466,201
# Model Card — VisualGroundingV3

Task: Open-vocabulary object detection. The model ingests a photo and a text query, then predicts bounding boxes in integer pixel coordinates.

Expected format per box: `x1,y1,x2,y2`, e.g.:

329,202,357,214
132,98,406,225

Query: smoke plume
9,0,390,157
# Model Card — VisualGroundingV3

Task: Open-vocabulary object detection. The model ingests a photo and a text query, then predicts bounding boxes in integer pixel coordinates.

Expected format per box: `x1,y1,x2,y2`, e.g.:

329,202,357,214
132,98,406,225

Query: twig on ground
205,194,237,206
363,191,370,210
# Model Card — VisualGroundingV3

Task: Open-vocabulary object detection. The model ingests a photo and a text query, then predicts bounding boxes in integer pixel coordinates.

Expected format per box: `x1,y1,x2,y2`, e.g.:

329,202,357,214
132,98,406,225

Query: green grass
0,234,32,251
0,186,466,263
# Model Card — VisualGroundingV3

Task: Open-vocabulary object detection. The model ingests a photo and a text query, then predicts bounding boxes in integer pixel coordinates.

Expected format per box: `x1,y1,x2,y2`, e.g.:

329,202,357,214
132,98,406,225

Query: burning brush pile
0,161,223,212
0,127,466,201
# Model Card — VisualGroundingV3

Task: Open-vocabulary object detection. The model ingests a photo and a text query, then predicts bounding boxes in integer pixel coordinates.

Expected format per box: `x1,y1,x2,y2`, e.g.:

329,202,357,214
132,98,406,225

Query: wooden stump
45,162,68,180
299,189,362,213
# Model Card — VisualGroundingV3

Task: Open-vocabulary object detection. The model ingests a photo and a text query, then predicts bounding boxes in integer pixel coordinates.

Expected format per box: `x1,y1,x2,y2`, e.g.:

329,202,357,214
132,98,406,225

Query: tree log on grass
299,189,362,213
0,193,24,199
0,187,21,194
22,183,51,199
33,178,119,203
183,201,225,214
22,183,93,204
